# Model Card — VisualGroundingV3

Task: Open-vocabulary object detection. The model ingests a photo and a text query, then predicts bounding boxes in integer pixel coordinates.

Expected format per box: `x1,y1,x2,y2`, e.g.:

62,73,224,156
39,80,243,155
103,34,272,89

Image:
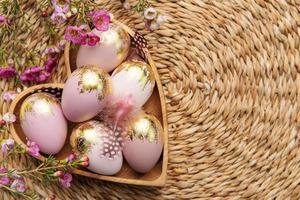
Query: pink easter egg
20,93,67,155
111,60,155,108
76,24,131,72
61,65,112,122
70,120,123,175
123,113,163,173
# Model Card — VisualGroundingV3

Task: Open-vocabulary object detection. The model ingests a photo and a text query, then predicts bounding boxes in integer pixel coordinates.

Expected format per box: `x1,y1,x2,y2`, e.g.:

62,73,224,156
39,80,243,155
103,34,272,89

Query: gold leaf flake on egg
20,93,59,121
70,122,95,154
129,115,160,143
101,24,131,59
76,136,90,154
114,60,155,90
70,121,123,158
76,65,111,101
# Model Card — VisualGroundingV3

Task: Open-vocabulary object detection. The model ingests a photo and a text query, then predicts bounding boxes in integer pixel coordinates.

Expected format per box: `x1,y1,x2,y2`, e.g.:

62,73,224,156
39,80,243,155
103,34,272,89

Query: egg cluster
19,23,164,176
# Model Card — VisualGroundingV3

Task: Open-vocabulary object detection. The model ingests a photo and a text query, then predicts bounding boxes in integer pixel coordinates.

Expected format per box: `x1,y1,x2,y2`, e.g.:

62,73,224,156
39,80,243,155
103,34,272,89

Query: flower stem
0,163,73,177
1,185,33,200
17,164,70,175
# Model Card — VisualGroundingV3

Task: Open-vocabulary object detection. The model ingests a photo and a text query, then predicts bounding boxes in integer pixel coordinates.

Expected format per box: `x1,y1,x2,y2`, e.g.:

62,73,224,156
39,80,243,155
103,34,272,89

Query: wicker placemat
2,0,300,199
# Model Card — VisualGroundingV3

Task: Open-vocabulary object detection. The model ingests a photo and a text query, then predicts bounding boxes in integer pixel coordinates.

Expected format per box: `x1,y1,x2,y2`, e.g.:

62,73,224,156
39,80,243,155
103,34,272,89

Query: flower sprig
0,56,59,84
64,10,110,46
0,0,61,84
0,0,167,81
0,137,89,199
0,112,88,199
121,0,168,31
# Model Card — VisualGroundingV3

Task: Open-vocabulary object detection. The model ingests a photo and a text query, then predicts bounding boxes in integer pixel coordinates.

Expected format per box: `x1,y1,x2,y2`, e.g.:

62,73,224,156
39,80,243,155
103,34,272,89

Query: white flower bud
71,7,78,14
66,11,72,18
144,7,157,20
3,112,16,123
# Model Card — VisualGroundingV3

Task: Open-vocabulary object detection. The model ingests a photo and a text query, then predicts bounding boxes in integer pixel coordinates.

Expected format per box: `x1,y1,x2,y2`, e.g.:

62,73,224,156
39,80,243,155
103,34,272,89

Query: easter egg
76,24,131,72
111,60,155,108
20,93,67,155
61,65,112,122
123,113,163,173
70,120,123,175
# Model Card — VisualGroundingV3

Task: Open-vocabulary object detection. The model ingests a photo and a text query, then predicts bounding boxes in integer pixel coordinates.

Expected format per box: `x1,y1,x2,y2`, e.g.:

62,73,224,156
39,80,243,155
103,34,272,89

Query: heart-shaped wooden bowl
9,19,168,187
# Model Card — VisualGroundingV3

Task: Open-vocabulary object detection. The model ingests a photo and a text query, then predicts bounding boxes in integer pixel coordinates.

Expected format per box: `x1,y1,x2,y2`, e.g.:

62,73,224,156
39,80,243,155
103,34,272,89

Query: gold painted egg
76,23,131,72
111,60,155,108
70,120,123,175
20,93,68,155
61,65,112,122
123,112,163,173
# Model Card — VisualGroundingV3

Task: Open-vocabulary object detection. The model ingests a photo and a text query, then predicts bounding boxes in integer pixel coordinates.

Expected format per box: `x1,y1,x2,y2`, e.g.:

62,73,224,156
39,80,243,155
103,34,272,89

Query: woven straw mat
1,0,300,199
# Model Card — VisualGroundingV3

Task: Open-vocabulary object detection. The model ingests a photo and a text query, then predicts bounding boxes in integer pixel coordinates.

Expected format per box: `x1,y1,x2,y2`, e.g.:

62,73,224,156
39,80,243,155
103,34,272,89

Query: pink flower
38,71,51,83
45,46,60,54
80,155,89,162
45,58,57,73
21,66,43,82
85,32,100,46
26,141,40,157
19,75,29,82
20,66,51,84
81,161,89,167
38,74,47,82
0,66,16,79
51,11,67,25
0,167,8,173
20,66,40,82
66,152,77,163
64,26,87,45
23,66,43,75
0,15,6,24
1,139,15,154
90,10,110,32
0,177,10,186
51,0,70,13
0,119,5,126
2,91,17,101
80,155,89,167
59,172,72,188
10,177,26,193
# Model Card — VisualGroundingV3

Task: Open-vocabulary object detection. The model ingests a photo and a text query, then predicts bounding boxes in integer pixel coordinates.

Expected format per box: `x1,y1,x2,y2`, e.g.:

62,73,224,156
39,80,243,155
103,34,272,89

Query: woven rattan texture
1,0,300,199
